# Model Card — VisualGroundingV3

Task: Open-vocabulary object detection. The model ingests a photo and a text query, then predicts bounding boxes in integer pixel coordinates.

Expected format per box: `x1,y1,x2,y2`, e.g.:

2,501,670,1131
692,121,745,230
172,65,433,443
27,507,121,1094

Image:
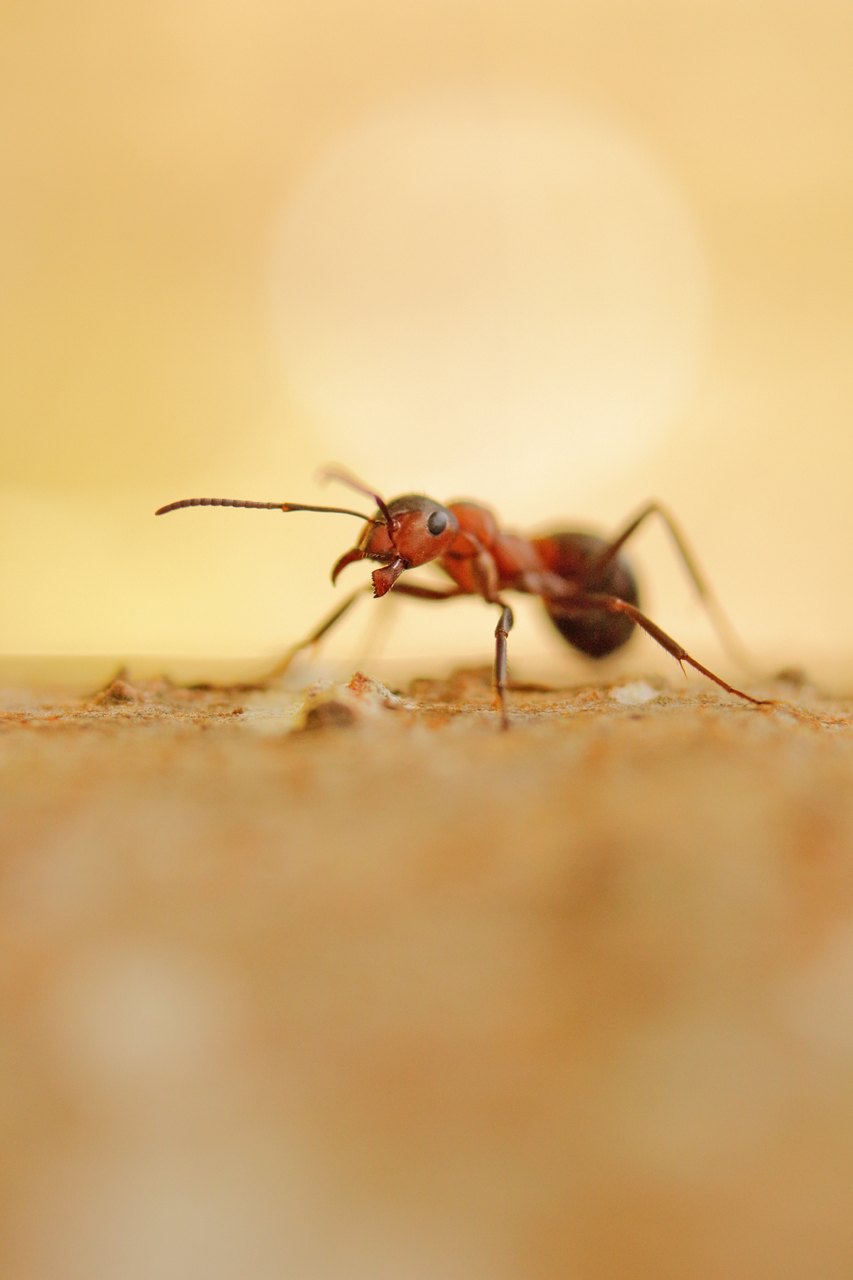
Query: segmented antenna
318,466,394,530
155,497,373,520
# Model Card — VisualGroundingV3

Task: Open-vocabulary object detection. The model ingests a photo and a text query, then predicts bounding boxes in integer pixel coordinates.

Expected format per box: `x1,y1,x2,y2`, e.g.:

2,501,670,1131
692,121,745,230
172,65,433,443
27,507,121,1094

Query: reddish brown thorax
444,502,499,555
439,501,548,595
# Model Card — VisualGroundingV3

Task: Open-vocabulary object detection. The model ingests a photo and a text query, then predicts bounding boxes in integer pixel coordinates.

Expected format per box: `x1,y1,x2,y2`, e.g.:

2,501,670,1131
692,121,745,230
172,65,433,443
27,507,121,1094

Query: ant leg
494,605,515,730
264,581,463,684
553,592,771,706
357,590,399,663
359,578,463,658
332,579,465,671
390,583,465,602
262,584,371,684
588,503,753,672
394,580,514,727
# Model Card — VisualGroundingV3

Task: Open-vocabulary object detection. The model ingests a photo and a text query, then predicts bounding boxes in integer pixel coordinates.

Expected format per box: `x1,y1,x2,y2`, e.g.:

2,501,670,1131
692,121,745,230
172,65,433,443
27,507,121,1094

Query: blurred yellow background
1,0,851,679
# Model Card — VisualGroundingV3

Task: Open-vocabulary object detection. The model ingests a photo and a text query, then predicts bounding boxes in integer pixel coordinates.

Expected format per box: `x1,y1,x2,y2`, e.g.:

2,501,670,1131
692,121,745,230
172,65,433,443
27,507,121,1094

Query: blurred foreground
3,668,853,1278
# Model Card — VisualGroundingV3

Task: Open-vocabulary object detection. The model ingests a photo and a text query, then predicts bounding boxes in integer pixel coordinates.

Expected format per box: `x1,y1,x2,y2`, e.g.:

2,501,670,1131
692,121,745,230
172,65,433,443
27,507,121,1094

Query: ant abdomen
534,532,640,659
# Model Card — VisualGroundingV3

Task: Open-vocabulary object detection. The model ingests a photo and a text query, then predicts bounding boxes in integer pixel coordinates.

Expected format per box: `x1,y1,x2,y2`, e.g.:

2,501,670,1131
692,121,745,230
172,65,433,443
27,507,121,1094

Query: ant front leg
494,604,514,730
463,548,515,729
397,580,514,728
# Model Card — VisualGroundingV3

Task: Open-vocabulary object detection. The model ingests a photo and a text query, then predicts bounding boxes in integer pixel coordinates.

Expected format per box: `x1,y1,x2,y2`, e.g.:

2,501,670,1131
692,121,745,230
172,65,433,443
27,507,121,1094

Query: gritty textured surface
3,668,853,1279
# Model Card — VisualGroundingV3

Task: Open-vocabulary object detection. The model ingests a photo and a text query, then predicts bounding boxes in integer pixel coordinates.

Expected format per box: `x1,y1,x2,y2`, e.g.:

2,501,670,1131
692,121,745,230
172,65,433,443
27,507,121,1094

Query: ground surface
4,667,853,1279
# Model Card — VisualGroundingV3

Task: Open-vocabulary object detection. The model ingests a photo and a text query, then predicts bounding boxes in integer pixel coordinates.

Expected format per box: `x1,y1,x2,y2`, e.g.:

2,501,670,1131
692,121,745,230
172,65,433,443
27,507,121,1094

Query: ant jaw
331,546,365,584
372,558,407,598
331,547,407,596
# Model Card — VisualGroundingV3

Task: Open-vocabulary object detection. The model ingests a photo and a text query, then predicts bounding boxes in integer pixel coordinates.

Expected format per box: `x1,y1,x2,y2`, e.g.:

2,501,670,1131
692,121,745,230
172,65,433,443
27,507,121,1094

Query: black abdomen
536,532,640,659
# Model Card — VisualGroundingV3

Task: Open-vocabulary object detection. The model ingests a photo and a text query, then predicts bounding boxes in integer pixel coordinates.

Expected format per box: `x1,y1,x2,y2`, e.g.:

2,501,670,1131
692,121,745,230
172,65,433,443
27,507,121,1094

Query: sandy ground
4,666,853,1279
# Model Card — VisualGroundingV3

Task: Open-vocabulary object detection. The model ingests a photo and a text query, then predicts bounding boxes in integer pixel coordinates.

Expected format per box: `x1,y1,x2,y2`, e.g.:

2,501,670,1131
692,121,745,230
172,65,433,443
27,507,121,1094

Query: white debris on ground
610,680,662,707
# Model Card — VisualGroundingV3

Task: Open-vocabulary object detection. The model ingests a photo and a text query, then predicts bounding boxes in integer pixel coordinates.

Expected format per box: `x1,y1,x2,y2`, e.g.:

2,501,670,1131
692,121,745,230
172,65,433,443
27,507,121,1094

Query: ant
156,466,769,728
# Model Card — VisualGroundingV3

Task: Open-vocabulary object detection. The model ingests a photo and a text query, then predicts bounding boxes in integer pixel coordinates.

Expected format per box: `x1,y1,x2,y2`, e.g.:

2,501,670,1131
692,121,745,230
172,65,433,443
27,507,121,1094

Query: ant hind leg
553,592,771,706
589,503,754,674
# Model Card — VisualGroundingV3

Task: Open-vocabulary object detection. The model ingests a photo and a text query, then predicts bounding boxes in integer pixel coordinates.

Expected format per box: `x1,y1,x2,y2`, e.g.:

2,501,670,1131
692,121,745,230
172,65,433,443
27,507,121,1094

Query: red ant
156,466,769,727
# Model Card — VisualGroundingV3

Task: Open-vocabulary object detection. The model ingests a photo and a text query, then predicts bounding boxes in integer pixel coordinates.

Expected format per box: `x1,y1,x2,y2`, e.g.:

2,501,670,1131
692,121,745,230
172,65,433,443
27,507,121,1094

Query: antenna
155,497,373,520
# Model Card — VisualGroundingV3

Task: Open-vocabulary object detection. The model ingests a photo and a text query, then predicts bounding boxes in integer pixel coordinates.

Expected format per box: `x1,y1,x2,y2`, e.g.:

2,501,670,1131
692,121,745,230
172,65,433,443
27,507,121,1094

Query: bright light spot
270,91,708,517
47,942,239,1092
782,923,853,1055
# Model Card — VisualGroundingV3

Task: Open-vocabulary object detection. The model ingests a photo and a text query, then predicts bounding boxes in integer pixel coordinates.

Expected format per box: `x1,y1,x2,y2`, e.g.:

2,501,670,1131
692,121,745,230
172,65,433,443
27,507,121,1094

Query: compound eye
427,509,449,537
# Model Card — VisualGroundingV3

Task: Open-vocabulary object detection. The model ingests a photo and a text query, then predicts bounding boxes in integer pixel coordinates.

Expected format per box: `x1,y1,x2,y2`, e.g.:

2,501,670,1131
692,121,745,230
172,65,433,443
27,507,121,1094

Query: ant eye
427,510,449,536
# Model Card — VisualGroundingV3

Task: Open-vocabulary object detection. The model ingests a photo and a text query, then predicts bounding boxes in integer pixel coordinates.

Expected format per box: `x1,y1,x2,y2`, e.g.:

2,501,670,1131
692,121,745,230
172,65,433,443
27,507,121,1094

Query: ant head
333,495,459,597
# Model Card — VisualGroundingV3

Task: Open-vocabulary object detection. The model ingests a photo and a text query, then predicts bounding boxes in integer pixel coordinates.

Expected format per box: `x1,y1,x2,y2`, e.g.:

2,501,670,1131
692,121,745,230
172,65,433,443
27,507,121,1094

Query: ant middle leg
262,584,372,684
265,580,464,684
389,583,465,603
